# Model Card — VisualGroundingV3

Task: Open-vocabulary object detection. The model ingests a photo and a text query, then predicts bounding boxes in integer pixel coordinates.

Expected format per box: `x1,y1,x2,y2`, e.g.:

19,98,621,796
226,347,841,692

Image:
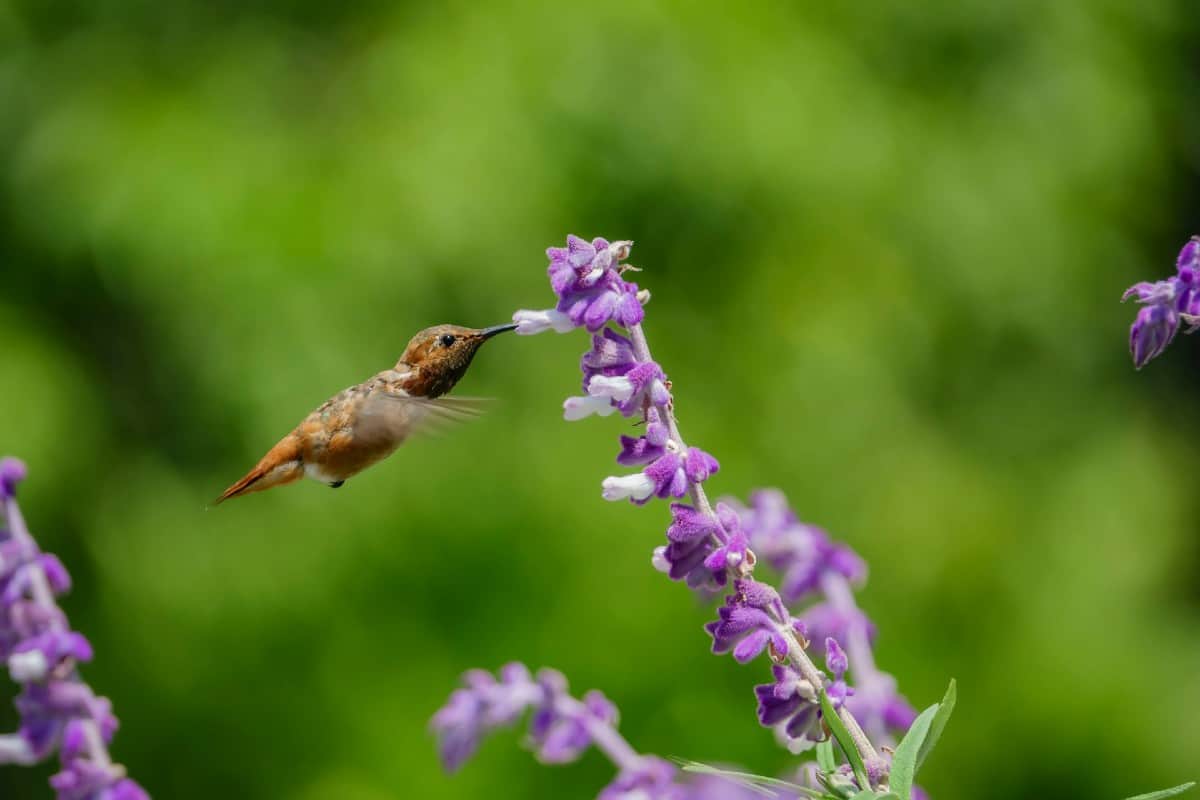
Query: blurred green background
2,1,1199,798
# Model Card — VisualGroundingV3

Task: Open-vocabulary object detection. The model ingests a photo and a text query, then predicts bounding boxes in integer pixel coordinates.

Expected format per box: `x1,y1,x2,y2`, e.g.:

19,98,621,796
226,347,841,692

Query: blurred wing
357,393,488,444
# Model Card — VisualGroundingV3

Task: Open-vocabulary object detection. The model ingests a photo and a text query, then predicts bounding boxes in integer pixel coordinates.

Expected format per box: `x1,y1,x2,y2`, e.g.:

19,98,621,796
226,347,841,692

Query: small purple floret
1121,236,1200,368
753,664,824,752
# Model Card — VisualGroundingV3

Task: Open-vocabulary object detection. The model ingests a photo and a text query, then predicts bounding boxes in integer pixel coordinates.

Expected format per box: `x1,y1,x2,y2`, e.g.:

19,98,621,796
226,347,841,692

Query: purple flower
1178,236,1200,282
823,638,853,710
10,631,93,681
702,504,752,574
665,504,719,543
653,540,720,588
588,361,671,417
430,662,541,772
581,329,638,386
0,459,27,499
753,664,823,753
531,684,617,764
844,672,918,739
617,420,670,467
565,361,672,422
724,488,919,751
704,579,803,664
604,447,720,505
798,602,876,650
559,278,644,332
599,756,686,800
728,490,865,606
1121,237,1200,368
1125,284,1181,369
432,663,632,775
652,503,725,589
0,457,147,799
643,451,690,499
518,236,644,334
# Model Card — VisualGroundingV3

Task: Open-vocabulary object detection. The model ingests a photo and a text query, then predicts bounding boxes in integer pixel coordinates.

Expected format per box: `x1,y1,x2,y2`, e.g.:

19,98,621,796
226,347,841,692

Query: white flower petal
8,650,48,683
651,546,670,573
586,375,634,403
563,395,617,421
0,733,37,765
601,473,655,502
513,308,575,335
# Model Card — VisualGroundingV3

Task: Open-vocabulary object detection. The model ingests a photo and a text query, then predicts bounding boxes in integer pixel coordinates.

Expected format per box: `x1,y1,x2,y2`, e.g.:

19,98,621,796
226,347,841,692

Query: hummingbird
214,322,517,504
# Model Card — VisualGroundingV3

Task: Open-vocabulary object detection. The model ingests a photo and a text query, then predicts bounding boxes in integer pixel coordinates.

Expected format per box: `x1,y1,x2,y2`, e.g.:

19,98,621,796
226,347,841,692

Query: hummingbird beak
478,322,518,340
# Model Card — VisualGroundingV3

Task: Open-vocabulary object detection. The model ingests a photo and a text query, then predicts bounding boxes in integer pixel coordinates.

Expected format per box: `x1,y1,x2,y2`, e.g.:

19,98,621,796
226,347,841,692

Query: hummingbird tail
214,437,304,504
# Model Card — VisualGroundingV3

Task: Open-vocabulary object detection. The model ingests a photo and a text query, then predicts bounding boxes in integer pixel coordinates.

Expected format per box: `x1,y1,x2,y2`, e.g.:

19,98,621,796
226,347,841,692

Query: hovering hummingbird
214,322,516,504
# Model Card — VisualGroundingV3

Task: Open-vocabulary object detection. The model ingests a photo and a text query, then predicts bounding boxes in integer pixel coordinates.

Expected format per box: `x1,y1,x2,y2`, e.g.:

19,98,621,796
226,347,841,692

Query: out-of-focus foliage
2,1,1198,798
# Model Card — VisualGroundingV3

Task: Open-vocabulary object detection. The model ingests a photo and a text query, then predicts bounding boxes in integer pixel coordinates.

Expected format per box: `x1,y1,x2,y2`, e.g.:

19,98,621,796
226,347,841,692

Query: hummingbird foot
329,480,345,489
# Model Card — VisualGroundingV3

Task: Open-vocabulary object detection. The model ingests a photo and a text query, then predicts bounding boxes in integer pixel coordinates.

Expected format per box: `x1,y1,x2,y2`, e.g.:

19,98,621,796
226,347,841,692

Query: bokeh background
2,1,1199,798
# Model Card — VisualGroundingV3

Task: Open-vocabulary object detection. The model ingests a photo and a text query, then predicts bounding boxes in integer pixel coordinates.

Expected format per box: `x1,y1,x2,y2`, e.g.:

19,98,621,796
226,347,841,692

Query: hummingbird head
396,322,517,397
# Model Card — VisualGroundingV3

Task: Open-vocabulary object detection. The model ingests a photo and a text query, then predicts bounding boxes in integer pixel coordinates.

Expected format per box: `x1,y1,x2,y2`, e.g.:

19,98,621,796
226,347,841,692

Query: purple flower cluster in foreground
433,236,922,797
1122,236,1200,368
432,663,764,800
729,491,916,748
0,458,147,800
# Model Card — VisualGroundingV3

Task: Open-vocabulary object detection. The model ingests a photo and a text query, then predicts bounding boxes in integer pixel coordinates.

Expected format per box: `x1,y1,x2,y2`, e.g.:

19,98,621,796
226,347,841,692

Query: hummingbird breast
296,371,417,484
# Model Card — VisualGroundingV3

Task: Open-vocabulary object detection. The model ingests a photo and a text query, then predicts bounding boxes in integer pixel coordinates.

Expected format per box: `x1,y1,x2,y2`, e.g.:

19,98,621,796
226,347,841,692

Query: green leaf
848,791,876,800
674,759,828,798
915,679,956,772
1123,782,1197,800
876,795,902,799
889,702,938,800
819,690,870,790
816,739,836,773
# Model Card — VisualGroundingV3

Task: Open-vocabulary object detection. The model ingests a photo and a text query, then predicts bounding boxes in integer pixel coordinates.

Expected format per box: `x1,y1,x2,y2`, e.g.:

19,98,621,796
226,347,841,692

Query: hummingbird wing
356,393,488,444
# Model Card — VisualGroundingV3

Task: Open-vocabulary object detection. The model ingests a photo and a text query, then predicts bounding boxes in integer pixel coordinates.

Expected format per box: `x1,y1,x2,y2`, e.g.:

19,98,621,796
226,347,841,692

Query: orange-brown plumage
214,323,514,504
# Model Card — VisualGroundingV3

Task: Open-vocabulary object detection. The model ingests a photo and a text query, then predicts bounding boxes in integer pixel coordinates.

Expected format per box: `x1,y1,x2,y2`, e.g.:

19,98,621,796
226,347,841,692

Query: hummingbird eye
438,334,457,348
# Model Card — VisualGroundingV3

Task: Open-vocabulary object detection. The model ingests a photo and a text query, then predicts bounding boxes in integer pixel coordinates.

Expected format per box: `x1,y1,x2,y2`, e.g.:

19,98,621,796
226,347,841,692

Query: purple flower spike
512,235,919,794
0,458,148,799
